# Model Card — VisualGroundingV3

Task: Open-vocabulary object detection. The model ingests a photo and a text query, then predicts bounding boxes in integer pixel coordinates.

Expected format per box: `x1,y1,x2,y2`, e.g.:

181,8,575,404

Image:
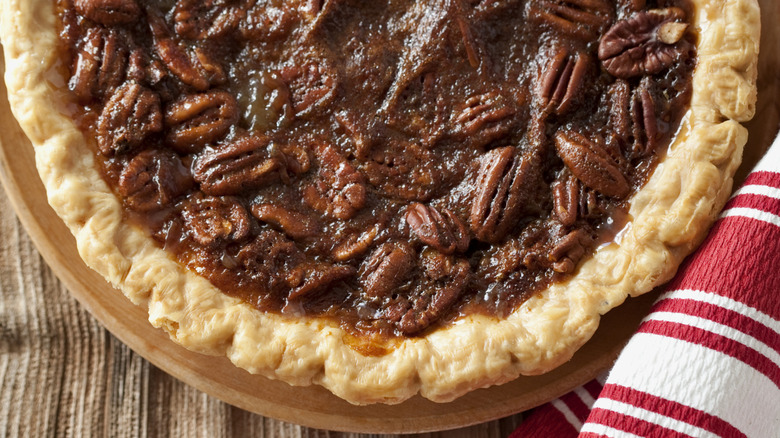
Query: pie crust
0,0,760,404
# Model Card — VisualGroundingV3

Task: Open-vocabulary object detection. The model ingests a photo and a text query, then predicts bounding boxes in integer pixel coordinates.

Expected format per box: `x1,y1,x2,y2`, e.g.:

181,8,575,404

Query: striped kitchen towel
511,135,780,438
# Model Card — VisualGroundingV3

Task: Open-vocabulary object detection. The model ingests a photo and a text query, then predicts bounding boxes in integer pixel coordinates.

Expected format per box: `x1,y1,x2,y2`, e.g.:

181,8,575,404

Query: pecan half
303,143,366,220
287,263,356,301
360,242,416,300
251,204,318,240
237,230,304,292
240,1,299,41
119,150,193,212
280,58,339,117
606,79,631,145
527,0,614,40
362,141,439,201
193,136,286,196
174,0,246,40
74,0,140,25
383,71,448,149
451,90,516,150
470,147,536,242
548,228,592,273
537,47,591,116
165,90,239,154
181,195,251,247
405,203,470,255
396,252,470,335
630,78,659,158
149,9,227,90
332,224,380,262
599,8,689,79
69,27,128,104
552,170,605,226
237,70,293,132
97,81,162,156
554,131,630,198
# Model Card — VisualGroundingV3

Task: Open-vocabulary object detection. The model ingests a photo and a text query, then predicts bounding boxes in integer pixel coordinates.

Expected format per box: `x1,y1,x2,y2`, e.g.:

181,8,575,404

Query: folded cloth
511,134,780,438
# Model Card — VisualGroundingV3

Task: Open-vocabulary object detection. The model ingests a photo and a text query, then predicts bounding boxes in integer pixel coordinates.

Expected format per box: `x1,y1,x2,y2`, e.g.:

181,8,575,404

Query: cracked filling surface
59,0,696,338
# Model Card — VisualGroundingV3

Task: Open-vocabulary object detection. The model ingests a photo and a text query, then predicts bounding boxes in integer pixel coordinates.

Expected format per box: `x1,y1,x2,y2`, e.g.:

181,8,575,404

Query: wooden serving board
1,6,778,430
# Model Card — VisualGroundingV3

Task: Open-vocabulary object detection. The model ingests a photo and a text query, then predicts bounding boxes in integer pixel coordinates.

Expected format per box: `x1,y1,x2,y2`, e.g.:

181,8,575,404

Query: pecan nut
181,195,251,247
287,263,356,301
552,170,605,226
537,47,591,116
97,81,162,156
548,228,593,273
240,1,299,41
406,203,470,255
303,143,366,220
174,0,246,40
362,140,439,202
451,90,516,150
74,0,140,25
69,27,128,104
119,150,193,212
193,136,286,196
280,58,339,117
470,147,536,242
165,90,239,154
383,71,448,148
554,131,630,198
630,78,659,158
250,204,318,240
332,224,380,262
149,9,227,90
237,230,304,292
599,8,689,79
360,242,416,300
527,0,614,40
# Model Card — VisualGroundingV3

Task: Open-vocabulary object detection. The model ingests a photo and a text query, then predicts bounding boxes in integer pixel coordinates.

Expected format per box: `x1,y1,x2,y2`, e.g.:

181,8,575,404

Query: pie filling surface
58,0,696,339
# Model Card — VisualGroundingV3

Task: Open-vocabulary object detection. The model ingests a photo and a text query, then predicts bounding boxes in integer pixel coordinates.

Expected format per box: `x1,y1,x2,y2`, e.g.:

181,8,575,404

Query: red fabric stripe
652,298,780,353
583,380,603,401
724,193,780,215
668,217,780,320
561,391,591,422
638,320,780,387
596,384,747,438
509,403,579,438
586,407,693,438
742,171,780,190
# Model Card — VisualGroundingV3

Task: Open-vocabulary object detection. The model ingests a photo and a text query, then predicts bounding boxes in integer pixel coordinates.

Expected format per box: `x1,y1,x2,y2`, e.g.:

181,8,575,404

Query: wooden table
0,185,524,437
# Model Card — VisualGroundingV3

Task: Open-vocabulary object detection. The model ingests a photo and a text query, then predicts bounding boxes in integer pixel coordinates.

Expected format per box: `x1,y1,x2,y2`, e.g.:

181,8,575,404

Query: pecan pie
0,0,759,404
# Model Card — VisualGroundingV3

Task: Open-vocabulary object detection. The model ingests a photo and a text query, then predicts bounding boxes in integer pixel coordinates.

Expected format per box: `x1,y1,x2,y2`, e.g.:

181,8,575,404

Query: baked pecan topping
548,228,592,274
360,242,416,300
332,224,380,262
537,47,591,116
181,195,251,247
280,58,338,117
149,9,227,91
288,263,356,301
303,143,366,220
174,0,245,40
97,81,162,156
237,230,304,291
471,147,536,243
193,135,286,196
241,1,299,41
396,252,470,335
406,203,470,255
554,131,630,199
119,150,193,212
74,0,140,26
384,71,448,149
599,8,689,79
630,78,659,158
451,90,516,150
250,204,318,240
165,90,239,154
237,70,293,132
69,27,128,103
527,0,614,40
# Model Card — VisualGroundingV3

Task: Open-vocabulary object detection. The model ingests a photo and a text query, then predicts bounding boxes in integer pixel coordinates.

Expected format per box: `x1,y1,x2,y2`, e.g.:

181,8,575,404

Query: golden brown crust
0,0,760,404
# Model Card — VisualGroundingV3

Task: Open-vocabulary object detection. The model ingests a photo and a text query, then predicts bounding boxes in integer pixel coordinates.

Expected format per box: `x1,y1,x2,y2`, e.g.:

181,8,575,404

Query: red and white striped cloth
511,133,780,438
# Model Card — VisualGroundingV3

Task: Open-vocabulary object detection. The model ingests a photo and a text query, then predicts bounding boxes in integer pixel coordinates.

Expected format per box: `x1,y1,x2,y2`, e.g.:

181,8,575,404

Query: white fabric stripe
719,207,780,227
551,399,583,431
646,311,780,367
754,135,780,173
606,333,780,438
579,422,644,438
574,386,597,409
590,398,720,438
658,289,780,336
732,184,780,201
596,373,608,385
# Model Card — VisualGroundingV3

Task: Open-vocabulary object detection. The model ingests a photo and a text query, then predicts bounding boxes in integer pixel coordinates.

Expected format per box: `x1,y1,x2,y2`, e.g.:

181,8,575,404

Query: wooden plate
1,7,778,431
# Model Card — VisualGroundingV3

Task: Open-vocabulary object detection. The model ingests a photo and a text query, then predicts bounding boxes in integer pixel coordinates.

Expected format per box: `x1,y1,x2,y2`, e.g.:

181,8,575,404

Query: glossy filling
59,0,695,338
